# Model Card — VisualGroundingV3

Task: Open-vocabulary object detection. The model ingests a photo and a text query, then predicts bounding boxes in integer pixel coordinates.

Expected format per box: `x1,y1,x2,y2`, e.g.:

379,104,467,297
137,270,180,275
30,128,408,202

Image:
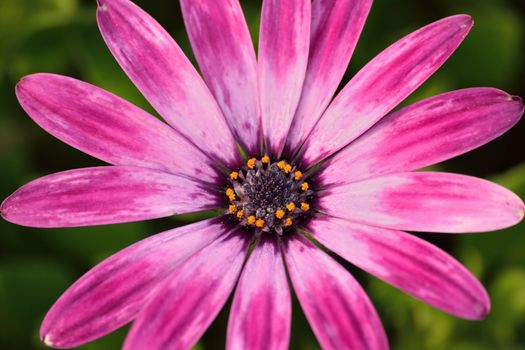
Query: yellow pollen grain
230,171,239,180
284,218,293,227
236,210,244,219
301,182,309,191
247,158,256,169
286,202,296,212
261,155,270,163
294,171,303,180
277,160,286,169
247,215,256,225
226,188,236,201
228,205,237,213
283,164,292,174
255,219,265,228
300,203,310,211
275,209,285,219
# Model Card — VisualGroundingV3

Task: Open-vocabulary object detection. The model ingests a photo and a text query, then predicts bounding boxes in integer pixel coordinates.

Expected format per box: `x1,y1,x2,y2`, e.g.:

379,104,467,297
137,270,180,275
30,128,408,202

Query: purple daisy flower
2,0,524,349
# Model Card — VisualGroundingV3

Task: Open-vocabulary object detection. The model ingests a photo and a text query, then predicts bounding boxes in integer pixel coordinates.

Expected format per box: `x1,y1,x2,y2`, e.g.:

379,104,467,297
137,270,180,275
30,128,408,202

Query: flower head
1,0,524,349
225,155,313,235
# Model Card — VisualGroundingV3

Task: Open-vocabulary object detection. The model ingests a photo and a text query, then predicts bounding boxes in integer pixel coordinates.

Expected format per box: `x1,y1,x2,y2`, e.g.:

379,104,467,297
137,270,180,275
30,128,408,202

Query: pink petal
227,238,291,350
123,230,249,350
301,15,473,166
259,0,311,156
16,73,220,183
308,216,490,319
1,166,218,228
180,0,260,154
40,218,226,348
284,0,373,155
320,88,524,186
320,172,525,233
96,0,239,165
283,234,388,350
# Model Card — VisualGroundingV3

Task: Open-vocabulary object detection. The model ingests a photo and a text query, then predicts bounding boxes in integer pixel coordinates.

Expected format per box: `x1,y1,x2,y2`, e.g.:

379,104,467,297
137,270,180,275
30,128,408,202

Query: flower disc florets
226,156,314,235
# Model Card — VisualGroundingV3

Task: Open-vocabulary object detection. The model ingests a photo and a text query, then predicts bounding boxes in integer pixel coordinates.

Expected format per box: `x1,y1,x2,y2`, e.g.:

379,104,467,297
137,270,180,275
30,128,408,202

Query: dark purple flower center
225,156,313,235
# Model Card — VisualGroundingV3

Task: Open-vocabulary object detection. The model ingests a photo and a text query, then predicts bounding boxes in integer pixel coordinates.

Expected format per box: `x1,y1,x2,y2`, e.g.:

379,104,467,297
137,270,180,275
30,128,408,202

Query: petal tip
510,95,524,114
454,14,474,29
445,14,473,37
17,72,46,83
509,193,525,225
0,196,12,221
14,80,23,93
463,15,474,27
518,202,525,221
14,82,28,104
42,334,54,347
15,73,49,96
472,298,491,320
96,0,107,9
15,75,31,92
96,0,113,13
471,287,491,320
456,286,490,321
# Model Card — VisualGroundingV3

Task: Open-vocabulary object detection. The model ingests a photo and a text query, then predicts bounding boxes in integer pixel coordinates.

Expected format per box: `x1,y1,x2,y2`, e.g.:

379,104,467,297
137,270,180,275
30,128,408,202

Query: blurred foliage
0,0,524,349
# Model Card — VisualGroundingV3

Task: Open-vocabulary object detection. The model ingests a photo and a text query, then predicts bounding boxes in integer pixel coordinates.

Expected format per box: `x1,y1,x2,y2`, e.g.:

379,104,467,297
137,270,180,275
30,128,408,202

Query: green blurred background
1,0,525,349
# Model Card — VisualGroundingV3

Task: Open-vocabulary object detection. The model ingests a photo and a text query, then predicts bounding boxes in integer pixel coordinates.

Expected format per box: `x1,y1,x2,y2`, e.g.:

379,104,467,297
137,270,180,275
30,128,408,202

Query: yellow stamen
247,215,256,225
275,209,285,219
286,202,296,212
255,219,265,228
277,160,286,170
294,171,303,181
283,164,292,174
230,171,239,180
236,210,244,219
226,188,236,201
261,155,270,164
300,203,310,211
228,205,237,213
301,182,309,191
247,158,256,169
284,218,293,227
